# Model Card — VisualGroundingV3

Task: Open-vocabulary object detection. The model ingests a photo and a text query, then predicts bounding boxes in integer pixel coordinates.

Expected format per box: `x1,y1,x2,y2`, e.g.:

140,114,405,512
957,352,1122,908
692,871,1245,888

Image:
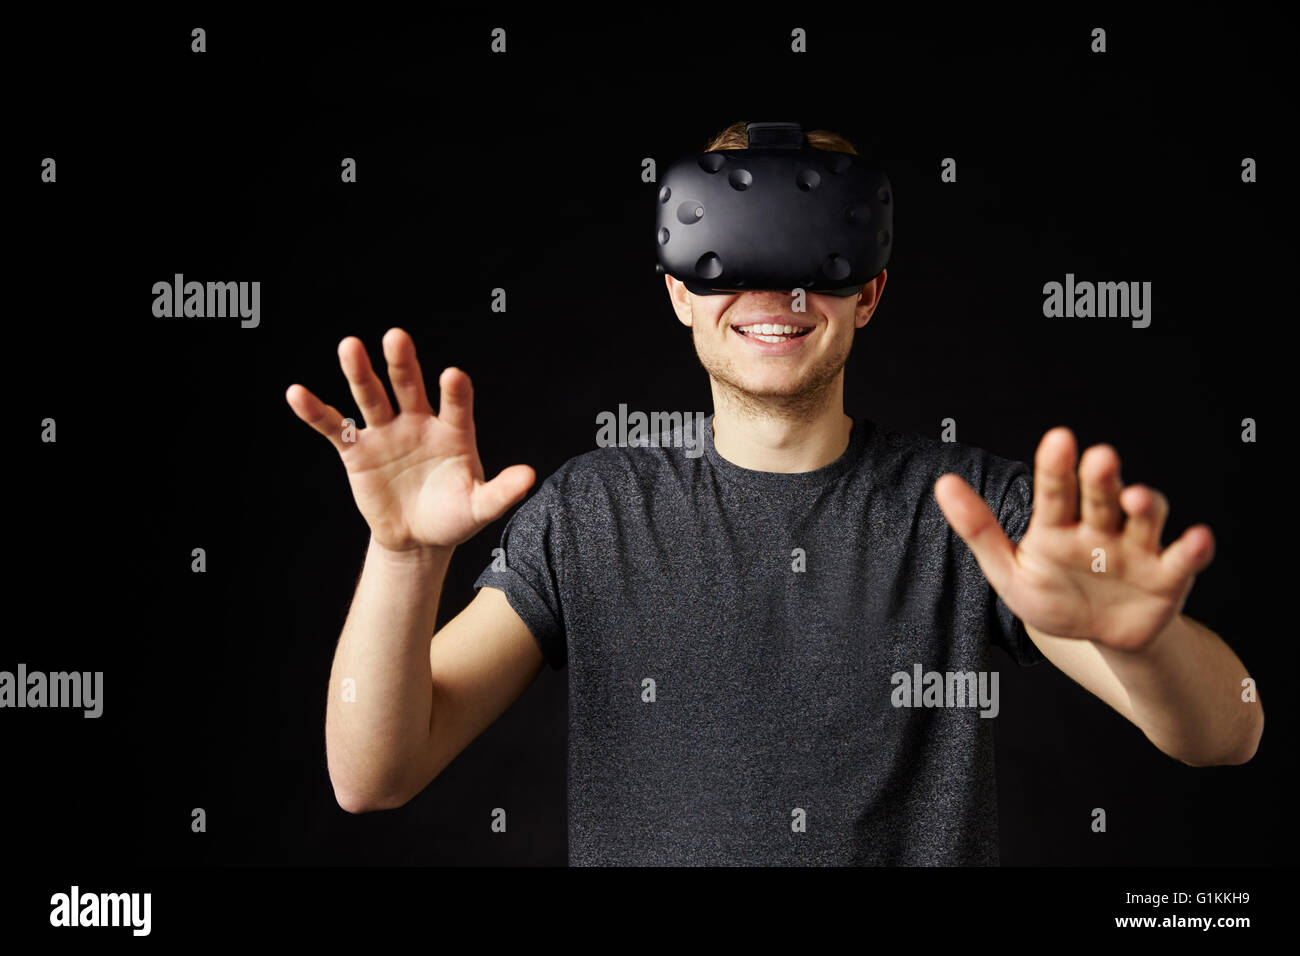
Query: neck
709,378,853,473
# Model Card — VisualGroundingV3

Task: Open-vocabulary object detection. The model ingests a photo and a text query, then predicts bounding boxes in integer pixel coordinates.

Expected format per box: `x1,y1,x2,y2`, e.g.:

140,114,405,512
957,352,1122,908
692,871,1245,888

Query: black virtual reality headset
654,121,893,297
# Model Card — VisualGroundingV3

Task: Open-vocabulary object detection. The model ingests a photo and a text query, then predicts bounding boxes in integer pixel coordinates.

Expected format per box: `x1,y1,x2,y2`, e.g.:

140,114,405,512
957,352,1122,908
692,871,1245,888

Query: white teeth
738,323,805,342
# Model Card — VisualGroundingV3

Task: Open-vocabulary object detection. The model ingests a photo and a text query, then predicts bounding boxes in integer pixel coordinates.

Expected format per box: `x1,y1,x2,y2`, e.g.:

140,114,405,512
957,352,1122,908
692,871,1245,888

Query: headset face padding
655,128,892,298
681,280,866,297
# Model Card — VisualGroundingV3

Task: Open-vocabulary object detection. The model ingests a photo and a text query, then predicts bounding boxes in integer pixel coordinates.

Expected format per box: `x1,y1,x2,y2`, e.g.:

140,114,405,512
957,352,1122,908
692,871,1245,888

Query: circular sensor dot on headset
845,202,871,223
796,169,821,191
676,200,704,224
877,186,891,203
695,252,723,280
699,153,727,173
823,254,851,280
659,186,671,203
728,168,753,190
658,227,670,245
878,229,891,246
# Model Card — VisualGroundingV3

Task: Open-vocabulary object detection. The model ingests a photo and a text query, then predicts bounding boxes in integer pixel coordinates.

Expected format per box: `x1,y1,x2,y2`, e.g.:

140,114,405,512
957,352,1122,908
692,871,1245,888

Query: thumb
933,473,1017,596
471,465,537,526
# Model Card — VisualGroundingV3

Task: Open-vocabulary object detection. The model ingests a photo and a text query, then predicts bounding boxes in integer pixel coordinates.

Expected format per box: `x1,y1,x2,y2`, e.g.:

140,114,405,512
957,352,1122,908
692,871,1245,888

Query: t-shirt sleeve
989,462,1047,667
471,476,568,671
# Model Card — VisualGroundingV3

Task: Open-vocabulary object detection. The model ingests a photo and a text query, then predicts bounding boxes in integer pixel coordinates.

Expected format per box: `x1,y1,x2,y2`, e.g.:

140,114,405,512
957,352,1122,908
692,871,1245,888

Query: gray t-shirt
473,413,1044,865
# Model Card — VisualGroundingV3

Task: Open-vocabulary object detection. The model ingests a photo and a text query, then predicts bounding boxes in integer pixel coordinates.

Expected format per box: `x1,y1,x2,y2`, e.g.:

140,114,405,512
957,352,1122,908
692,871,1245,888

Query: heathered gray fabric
473,414,1044,865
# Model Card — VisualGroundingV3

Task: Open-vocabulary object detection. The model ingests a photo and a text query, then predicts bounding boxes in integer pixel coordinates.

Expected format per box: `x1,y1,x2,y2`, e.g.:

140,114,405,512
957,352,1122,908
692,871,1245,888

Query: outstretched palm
285,328,534,552
934,428,1215,652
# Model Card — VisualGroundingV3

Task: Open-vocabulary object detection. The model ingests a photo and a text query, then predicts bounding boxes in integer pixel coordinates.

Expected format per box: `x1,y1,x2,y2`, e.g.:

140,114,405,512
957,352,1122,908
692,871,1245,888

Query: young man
285,124,1262,865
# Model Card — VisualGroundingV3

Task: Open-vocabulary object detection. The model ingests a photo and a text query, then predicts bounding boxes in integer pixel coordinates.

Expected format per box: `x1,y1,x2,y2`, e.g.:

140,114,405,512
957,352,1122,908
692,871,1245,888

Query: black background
9,5,1293,885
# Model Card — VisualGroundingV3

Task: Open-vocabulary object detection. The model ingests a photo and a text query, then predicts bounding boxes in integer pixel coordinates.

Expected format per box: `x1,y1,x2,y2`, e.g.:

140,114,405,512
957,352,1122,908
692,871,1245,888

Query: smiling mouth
732,324,813,343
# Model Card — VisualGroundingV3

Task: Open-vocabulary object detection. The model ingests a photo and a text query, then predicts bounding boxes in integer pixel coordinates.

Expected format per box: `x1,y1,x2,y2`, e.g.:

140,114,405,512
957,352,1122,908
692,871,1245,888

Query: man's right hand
285,327,535,553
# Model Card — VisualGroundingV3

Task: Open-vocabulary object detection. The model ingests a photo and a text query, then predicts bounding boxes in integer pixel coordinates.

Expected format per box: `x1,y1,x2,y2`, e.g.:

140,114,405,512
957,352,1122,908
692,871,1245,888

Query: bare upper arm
413,585,545,791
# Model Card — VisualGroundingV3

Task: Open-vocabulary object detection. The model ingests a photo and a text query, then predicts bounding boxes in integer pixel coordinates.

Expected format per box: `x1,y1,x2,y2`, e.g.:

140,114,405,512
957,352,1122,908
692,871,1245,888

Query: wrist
368,534,453,565
1104,611,1186,658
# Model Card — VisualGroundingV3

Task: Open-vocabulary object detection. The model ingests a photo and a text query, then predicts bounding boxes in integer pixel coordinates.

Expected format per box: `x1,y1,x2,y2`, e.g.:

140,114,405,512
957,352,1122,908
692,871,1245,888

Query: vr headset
654,121,892,297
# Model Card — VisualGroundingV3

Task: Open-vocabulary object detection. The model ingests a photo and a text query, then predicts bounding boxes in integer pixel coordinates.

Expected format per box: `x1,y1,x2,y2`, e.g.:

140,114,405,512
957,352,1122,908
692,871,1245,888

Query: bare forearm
325,535,453,810
1090,614,1262,766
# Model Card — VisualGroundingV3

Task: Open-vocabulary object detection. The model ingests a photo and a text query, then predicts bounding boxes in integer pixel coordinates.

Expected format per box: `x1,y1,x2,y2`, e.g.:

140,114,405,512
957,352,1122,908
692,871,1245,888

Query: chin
737,376,812,397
